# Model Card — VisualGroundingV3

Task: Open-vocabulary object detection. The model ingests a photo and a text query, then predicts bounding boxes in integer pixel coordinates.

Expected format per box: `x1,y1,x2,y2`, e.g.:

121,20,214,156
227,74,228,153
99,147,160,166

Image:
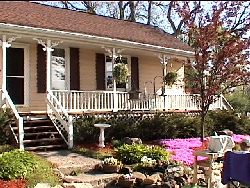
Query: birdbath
94,123,111,148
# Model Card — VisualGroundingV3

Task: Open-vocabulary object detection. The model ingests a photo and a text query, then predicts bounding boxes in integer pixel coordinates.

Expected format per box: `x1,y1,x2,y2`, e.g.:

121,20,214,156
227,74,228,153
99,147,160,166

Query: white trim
51,47,70,90
65,47,70,90
105,54,131,92
7,43,30,106
0,23,194,58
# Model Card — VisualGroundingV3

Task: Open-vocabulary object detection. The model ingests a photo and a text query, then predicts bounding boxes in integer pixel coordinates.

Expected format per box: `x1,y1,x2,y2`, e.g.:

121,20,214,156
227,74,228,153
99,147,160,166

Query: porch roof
0,2,193,54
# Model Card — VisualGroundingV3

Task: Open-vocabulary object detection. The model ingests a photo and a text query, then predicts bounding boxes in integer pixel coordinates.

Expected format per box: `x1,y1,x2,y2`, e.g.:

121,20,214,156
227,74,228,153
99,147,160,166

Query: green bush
0,149,60,187
73,115,99,144
116,144,171,165
0,108,15,144
0,144,15,154
205,110,250,135
73,111,249,142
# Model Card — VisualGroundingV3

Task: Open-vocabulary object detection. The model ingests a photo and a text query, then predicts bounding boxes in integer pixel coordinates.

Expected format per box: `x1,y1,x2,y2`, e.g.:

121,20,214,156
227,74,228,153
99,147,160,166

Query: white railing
47,91,73,148
0,89,24,149
51,90,231,112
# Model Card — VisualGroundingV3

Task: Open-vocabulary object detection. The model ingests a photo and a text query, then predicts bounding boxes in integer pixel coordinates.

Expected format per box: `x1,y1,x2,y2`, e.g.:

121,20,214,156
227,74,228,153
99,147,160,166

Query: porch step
23,138,62,144
24,119,51,124
20,115,67,151
25,144,67,151
25,132,59,137
23,125,56,130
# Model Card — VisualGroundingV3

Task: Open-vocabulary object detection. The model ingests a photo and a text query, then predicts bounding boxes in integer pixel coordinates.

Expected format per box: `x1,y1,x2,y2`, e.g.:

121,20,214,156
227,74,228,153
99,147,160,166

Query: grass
72,145,114,160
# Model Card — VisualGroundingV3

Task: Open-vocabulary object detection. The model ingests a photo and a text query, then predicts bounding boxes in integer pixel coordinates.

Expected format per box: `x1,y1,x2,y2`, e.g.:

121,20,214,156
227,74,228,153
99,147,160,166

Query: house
0,2,231,150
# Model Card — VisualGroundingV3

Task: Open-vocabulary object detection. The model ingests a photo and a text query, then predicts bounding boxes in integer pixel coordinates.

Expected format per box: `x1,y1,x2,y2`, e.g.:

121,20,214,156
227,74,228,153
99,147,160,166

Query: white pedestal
94,123,111,148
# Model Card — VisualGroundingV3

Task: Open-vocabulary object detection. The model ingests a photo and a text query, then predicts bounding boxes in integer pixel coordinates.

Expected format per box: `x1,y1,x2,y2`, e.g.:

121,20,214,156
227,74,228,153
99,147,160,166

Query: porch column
111,48,118,112
0,35,19,90
157,54,171,109
103,47,124,112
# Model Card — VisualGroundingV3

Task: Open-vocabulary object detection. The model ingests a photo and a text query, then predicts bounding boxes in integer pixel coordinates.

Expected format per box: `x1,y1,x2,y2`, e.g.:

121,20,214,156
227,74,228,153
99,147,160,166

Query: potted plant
113,63,129,84
102,157,122,173
164,72,177,86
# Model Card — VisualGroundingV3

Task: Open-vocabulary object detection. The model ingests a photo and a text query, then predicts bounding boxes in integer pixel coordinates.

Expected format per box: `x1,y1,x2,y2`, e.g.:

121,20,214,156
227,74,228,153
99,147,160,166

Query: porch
50,90,231,113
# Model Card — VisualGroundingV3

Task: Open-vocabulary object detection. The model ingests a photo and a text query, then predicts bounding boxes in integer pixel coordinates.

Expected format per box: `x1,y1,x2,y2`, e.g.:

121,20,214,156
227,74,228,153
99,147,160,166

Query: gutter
0,23,194,58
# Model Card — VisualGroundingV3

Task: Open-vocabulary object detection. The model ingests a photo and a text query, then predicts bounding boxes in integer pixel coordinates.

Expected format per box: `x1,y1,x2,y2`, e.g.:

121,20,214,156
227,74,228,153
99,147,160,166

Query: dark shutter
131,57,139,91
70,48,80,90
37,44,46,93
95,53,105,90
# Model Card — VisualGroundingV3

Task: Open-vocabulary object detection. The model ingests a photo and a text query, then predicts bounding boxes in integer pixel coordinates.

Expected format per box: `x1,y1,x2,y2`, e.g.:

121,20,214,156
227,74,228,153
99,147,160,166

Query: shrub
0,144,15,154
0,108,15,144
116,144,171,165
73,115,99,144
205,110,250,135
0,149,60,187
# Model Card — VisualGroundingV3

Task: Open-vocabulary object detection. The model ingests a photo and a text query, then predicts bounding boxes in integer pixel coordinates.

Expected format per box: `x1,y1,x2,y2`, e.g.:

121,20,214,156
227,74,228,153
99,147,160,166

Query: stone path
35,150,120,188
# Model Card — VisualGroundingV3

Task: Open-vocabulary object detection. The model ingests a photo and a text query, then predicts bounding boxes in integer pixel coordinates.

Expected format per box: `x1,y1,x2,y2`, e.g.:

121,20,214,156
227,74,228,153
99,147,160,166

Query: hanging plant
113,63,129,84
164,72,177,86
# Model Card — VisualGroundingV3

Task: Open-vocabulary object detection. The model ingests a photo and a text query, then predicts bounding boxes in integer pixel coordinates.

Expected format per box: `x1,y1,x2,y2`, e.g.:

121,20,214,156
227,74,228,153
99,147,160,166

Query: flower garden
160,134,250,165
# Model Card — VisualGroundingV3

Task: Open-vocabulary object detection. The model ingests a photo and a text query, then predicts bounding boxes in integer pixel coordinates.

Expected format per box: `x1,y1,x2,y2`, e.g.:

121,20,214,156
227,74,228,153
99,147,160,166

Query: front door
6,47,25,105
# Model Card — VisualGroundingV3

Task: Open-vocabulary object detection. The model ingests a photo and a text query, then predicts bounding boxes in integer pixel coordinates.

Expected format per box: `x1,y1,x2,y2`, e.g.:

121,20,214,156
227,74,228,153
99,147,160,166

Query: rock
34,183,51,188
63,176,84,183
174,176,186,186
123,137,142,145
120,166,133,174
51,186,63,188
133,171,147,184
143,173,162,185
162,180,177,188
63,183,92,188
117,177,136,188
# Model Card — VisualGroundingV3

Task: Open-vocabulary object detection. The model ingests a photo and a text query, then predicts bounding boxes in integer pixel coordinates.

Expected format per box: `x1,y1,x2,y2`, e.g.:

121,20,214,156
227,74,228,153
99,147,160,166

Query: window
105,55,130,91
51,48,69,90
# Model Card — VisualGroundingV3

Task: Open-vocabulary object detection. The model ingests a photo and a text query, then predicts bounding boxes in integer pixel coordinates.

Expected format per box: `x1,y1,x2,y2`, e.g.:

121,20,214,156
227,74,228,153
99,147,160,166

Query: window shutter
37,44,46,93
70,48,80,90
95,53,105,90
131,57,139,91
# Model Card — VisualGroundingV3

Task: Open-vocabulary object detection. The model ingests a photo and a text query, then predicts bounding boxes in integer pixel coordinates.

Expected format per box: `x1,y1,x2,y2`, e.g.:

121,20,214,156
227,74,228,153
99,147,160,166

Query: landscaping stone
123,137,142,145
120,166,133,174
63,183,93,188
36,150,102,175
34,183,51,188
143,173,162,185
132,171,147,184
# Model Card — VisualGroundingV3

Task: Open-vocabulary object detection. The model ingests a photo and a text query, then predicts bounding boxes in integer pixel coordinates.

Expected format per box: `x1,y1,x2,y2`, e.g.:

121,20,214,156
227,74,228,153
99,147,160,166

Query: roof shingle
0,1,193,52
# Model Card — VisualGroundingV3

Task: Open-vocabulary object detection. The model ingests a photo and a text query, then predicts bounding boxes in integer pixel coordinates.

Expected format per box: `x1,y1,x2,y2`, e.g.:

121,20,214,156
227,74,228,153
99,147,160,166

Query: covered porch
0,32,231,150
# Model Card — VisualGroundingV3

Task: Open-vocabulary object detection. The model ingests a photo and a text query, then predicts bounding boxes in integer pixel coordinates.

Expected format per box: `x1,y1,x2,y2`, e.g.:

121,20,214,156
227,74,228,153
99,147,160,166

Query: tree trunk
129,1,136,22
200,111,205,142
147,1,152,25
118,1,124,20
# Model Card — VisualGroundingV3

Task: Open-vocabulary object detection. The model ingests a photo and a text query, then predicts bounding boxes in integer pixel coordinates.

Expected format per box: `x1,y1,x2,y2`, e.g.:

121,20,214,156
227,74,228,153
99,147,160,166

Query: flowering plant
113,63,129,84
103,157,121,166
140,156,157,167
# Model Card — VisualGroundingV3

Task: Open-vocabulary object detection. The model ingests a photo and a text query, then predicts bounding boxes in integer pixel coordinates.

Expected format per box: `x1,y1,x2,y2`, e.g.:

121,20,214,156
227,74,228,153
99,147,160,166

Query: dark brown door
6,47,24,105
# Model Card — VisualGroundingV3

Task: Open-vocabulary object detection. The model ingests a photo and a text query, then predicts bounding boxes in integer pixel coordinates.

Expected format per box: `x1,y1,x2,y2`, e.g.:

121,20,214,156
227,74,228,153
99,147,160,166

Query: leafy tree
176,1,250,141
226,86,250,114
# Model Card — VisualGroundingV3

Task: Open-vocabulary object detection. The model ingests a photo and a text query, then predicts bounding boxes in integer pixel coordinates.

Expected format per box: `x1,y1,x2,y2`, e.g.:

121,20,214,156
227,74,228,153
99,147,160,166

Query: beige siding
28,43,46,111
0,49,2,86
138,55,185,95
138,55,162,94
79,48,96,91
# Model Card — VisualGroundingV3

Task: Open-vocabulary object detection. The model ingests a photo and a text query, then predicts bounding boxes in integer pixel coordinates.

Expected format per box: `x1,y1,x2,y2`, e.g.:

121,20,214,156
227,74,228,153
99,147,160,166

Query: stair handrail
47,90,73,148
221,94,234,110
1,89,24,149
